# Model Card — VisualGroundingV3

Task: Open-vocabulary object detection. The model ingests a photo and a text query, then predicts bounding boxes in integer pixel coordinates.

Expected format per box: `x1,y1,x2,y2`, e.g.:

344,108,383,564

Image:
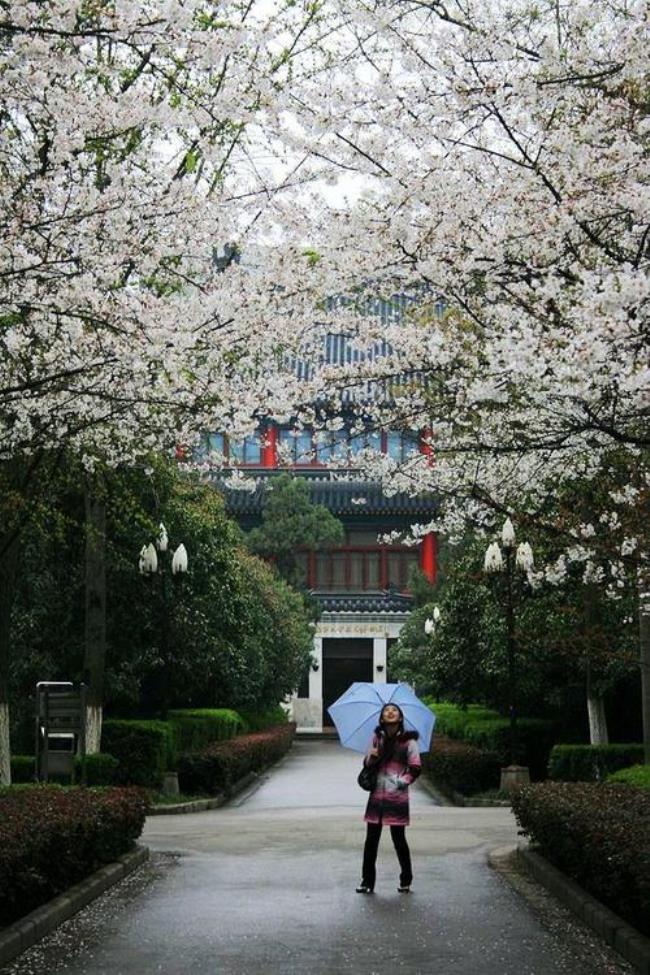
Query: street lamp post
139,524,188,719
424,605,441,636
484,519,534,791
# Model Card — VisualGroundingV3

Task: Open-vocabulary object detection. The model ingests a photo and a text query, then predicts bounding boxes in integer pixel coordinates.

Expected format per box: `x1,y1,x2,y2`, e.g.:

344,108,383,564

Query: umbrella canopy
327,682,436,754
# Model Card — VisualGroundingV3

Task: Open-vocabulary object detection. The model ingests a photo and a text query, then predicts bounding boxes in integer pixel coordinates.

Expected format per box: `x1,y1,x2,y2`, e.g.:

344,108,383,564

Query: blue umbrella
327,682,436,754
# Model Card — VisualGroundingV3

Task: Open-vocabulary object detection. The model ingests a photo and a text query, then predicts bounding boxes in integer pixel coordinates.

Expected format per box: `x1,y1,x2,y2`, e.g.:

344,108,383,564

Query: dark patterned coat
363,729,421,826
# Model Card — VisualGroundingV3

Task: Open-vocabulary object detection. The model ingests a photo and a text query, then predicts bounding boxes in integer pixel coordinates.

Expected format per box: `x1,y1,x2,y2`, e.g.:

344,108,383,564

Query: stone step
295,729,339,741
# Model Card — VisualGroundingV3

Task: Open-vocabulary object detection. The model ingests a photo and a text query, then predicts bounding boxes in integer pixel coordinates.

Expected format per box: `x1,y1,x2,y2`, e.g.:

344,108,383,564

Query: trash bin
41,732,75,777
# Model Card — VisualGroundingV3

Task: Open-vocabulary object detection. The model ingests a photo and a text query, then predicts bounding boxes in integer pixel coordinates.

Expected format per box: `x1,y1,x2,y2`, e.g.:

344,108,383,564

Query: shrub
426,701,498,738
607,764,650,790
11,754,119,787
239,706,289,732
167,709,245,752
10,755,36,783
512,781,650,937
426,701,555,779
75,753,119,786
462,718,555,780
422,736,501,795
178,723,295,796
102,720,176,788
0,785,148,926
548,744,645,782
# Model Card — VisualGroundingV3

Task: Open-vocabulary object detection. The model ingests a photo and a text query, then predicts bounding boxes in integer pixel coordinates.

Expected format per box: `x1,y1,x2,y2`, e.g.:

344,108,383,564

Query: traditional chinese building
197,277,439,728
205,421,438,733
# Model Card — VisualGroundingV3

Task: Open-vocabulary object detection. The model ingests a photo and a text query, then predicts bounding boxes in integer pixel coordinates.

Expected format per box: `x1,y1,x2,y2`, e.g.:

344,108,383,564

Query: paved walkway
2,741,633,974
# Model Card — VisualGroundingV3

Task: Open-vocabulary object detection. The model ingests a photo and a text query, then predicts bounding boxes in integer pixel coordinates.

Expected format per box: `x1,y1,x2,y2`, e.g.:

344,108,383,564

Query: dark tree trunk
0,534,20,785
83,478,107,754
583,584,609,746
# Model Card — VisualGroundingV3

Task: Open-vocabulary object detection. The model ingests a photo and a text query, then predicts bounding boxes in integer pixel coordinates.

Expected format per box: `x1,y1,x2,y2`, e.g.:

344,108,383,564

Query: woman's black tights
361,822,412,889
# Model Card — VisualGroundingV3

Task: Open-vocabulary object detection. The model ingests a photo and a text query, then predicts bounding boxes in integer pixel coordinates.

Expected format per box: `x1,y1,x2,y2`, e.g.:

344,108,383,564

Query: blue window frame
317,430,348,463
194,432,226,462
279,427,314,464
230,434,261,465
386,430,419,461
386,431,402,460
350,430,382,455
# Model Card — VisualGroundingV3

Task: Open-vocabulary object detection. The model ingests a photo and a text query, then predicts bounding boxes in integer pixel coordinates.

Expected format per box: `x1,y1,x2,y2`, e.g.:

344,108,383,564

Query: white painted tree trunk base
85,705,103,755
587,693,609,746
0,702,11,785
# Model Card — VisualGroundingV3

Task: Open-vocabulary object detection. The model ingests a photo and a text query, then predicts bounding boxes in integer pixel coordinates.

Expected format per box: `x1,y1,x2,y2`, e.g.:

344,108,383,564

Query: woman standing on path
356,702,422,894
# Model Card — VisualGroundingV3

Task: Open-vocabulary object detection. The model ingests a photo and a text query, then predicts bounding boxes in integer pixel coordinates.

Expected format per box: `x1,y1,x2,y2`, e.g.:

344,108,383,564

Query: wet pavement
1,740,634,975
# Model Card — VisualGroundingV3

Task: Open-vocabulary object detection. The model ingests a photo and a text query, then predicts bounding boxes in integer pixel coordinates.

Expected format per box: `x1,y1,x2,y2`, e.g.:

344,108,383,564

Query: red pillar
420,533,437,583
261,424,278,467
419,426,437,583
419,426,434,462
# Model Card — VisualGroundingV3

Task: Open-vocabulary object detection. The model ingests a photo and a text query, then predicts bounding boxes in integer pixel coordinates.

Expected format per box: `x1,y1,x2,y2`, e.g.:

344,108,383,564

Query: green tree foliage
390,534,637,728
246,473,344,587
8,459,313,748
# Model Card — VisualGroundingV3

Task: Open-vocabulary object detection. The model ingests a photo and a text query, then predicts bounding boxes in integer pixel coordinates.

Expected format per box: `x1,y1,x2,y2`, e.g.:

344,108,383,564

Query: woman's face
381,704,402,725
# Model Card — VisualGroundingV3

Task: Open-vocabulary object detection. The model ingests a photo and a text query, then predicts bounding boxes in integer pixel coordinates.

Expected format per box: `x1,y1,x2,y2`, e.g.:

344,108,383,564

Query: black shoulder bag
357,763,378,792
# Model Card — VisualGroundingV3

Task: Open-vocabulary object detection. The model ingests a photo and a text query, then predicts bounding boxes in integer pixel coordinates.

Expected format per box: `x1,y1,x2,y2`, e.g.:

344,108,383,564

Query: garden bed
511,781,650,938
425,701,555,780
0,785,148,928
178,722,296,796
421,734,501,801
548,743,645,782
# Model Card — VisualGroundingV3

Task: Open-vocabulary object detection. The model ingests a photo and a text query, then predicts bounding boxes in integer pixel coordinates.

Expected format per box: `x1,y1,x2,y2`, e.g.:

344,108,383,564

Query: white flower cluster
3,0,648,616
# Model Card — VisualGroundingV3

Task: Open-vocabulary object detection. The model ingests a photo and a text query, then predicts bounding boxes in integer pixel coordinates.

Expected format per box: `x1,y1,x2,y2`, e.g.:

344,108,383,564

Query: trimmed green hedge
422,735,501,796
76,753,119,786
167,709,245,752
426,702,498,738
548,744,645,782
178,723,296,796
607,764,650,790
102,720,175,789
10,754,118,786
512,781,650,937
239,706,289,732
0,785,148,926
102,710,284,787
10,755,35,783
426,701,555,779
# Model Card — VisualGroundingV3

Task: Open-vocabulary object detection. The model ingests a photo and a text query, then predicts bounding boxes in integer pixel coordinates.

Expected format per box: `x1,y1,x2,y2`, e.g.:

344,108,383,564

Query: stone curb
148,770,259,815
421,773,511,808
0,844,149,969
489,843,650,975
460,795,511,807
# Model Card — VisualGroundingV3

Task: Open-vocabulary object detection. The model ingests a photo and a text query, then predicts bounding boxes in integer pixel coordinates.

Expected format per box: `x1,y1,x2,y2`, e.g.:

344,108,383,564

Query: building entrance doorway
322,638,373,727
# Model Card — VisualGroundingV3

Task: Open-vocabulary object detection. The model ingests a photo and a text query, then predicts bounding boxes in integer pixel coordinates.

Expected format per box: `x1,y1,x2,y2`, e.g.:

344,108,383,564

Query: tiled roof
214,472,437,516
287,291,444,403
316,591,414,614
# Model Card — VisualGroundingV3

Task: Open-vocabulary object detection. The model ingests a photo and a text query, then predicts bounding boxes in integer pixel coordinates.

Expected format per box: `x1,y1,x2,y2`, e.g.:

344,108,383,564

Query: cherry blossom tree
2,0,648,776
268,0,647,524
257,0,649,751
0,0,331,465
0,0,328,782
